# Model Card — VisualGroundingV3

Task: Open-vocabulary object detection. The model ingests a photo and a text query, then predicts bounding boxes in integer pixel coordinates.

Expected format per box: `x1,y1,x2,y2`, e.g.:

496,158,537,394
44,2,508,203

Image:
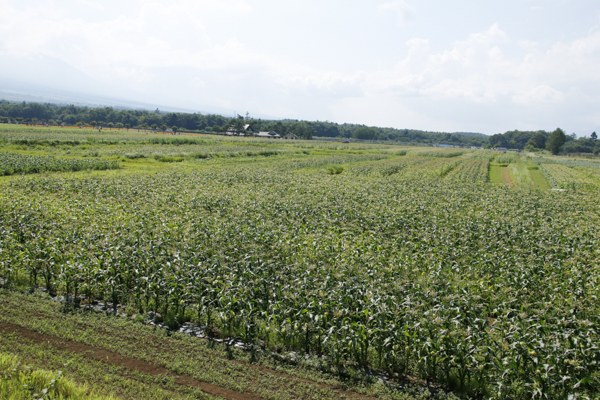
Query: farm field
1,125,600,399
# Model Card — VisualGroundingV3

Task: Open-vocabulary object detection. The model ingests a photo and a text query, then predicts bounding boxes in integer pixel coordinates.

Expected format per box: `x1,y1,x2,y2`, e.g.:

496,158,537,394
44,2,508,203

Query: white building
255,131,281,139
226,124,253,136
282,133,299,140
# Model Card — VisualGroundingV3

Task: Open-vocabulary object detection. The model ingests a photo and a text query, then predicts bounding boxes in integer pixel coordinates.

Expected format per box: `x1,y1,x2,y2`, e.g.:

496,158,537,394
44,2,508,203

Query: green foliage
326,165,344,174
561,137,600,154
415,151,464,158
0,152,120,175
352,126,377,140
153,155,183,163
546,128,567,155
0,102,492,145
0,353,115,400
0,128,599,399
526,131,548,149
489,130,548,150
493,154,517,164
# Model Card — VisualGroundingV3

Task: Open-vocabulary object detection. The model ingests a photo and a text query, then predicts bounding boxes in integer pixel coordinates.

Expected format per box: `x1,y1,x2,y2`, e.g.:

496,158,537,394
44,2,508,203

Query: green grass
490,156,552,189
508,163,535,188
488,164,505,183
527,166,551,189
0,352,118,400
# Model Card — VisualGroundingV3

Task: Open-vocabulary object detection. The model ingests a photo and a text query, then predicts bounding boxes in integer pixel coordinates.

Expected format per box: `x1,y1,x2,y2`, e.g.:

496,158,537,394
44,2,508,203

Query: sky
1,0,600,135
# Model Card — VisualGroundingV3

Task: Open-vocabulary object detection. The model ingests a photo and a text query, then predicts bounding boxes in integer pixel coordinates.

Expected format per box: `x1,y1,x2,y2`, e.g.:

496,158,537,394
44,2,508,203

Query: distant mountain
0,54,246,116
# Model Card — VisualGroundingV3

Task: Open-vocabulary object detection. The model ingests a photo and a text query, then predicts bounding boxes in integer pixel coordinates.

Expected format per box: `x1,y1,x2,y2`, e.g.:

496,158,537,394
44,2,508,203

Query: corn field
0,130,599,399
0,152,119,175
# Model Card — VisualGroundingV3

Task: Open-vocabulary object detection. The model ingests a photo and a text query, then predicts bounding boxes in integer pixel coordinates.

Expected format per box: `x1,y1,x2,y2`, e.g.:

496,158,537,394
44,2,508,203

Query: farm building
282,133,299,140
255,131,281,139
226,124,253,136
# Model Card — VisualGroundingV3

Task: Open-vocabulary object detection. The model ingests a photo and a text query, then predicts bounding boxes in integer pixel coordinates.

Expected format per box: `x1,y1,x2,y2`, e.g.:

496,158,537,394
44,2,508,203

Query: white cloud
366,24,512,103
512,85,565,105
378,1,415,25
361,23,600,111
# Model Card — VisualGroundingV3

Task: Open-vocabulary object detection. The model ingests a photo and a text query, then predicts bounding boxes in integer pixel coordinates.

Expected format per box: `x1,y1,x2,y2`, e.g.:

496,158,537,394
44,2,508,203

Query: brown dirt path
0,321,260,400
501,167,513,185
0,321,377,400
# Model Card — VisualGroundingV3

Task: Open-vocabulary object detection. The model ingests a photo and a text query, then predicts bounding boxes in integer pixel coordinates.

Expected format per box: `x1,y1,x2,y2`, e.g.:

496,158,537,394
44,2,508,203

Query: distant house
495,147,507,153
282,132,299,140
255,131,281,139
226,124,253,136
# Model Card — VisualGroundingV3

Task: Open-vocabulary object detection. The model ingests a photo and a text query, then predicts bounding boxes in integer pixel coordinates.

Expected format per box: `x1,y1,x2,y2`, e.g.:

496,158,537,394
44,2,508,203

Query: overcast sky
1,0,600,135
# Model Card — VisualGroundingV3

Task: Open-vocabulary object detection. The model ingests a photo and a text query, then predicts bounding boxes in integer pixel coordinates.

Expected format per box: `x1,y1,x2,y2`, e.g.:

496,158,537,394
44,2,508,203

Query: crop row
537,164,596,189
445,158,490,182
0,152,120,175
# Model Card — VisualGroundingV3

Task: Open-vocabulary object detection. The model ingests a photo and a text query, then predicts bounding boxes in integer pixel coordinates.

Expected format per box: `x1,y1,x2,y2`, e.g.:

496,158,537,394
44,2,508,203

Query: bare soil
0,320,376,400
501,167,513,185
0,321,261,400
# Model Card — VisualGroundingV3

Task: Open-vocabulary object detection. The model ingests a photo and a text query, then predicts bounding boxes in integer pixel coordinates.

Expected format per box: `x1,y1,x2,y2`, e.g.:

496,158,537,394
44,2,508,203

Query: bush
326,165,344,174
153,155,184,163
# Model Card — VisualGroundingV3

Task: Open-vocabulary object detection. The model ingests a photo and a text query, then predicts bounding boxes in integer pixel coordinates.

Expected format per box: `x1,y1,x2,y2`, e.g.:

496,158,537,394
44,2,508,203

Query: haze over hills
0,54,264,117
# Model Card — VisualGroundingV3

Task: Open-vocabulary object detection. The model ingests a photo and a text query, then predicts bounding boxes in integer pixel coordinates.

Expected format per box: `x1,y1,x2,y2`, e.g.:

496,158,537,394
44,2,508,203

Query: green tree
591,131,597,141
116,122,123,130
546,128,566,155
160,124,167,133
172,125,178,134
107,122,114,129
526,132,547,149
125,123,131,131
488,133,509,149
98,121,104,127
151,124,157,130
352,126,377,140
90,120,97,128
228,119,245,135
291,122,313,140
76,121,83,128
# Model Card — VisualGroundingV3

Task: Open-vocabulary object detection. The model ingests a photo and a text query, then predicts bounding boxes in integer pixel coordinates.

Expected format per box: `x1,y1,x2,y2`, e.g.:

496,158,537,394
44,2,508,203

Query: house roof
256,131,281,138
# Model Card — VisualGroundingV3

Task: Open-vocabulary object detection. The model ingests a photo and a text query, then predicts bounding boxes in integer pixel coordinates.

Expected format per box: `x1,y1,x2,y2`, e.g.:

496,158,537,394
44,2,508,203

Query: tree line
488,128,599,154
1,100,598,152
0,100,488,145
